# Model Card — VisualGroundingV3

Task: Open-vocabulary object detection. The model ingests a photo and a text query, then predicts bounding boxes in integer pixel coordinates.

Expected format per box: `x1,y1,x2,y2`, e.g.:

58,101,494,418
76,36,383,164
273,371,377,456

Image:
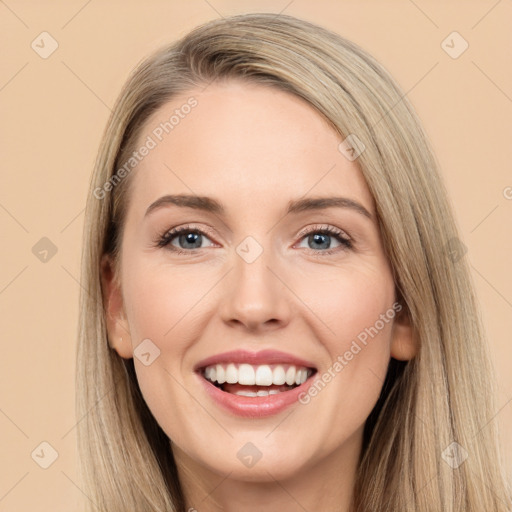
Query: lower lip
197,372,316,418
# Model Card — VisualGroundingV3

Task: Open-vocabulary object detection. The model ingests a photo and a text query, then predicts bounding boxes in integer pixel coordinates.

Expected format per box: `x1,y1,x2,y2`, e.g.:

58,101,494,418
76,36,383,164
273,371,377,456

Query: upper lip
194,349,317,371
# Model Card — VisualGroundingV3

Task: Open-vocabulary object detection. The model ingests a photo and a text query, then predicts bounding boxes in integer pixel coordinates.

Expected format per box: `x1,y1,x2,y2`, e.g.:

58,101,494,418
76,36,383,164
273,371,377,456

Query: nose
218,246,292,333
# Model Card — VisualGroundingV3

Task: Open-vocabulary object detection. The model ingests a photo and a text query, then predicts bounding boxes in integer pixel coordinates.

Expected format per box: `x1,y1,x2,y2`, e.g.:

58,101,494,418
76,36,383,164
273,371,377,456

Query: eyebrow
144,194,373,220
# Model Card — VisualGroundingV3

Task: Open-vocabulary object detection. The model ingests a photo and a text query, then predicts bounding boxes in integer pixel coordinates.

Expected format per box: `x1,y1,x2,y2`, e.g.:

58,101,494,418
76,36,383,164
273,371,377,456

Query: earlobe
100,254,133,359
390,306,418,361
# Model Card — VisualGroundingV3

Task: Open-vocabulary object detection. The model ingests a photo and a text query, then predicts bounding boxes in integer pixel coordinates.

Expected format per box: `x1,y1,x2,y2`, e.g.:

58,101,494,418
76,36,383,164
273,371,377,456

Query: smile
202,363,313,396
195,350,318,417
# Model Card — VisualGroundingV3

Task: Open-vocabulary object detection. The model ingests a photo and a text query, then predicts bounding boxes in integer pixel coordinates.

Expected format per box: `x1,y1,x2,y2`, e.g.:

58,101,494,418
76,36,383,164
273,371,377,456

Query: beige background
1,0,511,509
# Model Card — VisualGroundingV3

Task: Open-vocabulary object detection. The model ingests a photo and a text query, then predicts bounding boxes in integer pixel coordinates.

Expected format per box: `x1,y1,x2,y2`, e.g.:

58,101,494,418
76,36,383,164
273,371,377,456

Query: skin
102,80,417,511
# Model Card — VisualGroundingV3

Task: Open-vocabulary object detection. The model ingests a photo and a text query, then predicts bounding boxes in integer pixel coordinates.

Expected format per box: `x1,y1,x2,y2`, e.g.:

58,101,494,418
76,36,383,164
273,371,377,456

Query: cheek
122,256,211,350
293,261,396,352
293,264,396,425
120,258,212,447
333,279,394,350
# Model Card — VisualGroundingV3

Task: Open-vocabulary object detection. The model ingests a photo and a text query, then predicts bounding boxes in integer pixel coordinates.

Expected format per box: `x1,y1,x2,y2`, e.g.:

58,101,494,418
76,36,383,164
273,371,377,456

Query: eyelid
154,223,218,250
156,222,353,254
295,223,351,242
293,224,353,255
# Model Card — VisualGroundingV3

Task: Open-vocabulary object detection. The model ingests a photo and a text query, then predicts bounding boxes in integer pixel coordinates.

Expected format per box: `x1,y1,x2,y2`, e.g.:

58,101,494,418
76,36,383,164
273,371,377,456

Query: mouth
194,349,318,417
199,363,317,397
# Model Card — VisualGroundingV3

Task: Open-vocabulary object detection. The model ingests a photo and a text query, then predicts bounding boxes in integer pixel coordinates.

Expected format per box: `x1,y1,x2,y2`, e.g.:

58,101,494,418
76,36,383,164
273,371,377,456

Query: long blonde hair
76,12,511,511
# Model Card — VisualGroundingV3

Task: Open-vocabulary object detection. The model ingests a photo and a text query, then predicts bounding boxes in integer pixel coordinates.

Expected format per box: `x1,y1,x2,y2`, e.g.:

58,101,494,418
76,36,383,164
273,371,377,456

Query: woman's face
103,80,415,483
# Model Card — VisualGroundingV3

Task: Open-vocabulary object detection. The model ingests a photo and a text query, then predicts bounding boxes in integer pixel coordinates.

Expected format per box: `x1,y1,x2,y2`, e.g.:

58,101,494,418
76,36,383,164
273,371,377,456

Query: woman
76,12,511,511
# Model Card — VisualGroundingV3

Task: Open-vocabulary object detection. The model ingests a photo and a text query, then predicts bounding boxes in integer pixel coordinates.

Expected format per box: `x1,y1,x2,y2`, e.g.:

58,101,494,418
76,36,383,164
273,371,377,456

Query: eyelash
154,224,353,256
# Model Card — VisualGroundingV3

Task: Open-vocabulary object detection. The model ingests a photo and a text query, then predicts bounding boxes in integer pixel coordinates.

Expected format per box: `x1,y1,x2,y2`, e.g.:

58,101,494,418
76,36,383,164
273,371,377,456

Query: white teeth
216,364,226,384
272,366,286,385
203,363,312,387
238,364,255,385
234,390,258,397
285,366,296,386
255,365,273,386
233,389,284,397
225,363,238,384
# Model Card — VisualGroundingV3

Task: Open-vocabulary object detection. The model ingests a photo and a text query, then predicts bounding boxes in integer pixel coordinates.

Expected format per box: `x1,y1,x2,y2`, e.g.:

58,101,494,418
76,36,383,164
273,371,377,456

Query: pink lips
194,349,317,418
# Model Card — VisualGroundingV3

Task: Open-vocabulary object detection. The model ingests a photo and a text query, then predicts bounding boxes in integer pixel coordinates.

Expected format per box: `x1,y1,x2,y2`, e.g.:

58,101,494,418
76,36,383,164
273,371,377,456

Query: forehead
126,80,375,220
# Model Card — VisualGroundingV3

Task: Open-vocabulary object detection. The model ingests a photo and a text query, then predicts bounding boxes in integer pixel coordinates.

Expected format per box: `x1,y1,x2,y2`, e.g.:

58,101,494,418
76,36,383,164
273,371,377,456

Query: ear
100,254,133,359
390,303,418,361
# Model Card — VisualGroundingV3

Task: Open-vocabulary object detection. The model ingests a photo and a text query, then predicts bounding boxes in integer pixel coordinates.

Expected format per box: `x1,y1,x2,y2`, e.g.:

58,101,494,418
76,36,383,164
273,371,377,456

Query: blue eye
156,224,352,255
156,225,214,252
296,227,352,254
